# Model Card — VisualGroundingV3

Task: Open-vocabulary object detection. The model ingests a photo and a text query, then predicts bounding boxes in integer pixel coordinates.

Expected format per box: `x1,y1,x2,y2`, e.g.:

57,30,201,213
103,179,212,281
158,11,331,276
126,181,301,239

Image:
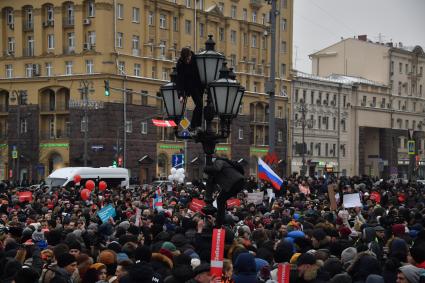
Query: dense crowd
0,175,424,283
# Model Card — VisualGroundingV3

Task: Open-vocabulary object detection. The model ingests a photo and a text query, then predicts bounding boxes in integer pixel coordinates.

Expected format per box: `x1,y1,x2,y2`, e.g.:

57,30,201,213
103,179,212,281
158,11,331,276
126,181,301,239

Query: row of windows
393,80,423,96
294,115,347,131
294,89,347,107
360,95,425,113
390,61,424,76
82,120,149,135
294,142,346,157
391,119,425,131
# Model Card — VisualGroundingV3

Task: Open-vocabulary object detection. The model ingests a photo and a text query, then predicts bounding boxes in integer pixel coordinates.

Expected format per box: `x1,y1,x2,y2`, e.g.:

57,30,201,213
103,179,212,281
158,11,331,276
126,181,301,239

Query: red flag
189,198,206,213
277,263,291,283
226,198,241,208
17,191,33,203
152,119,177,127
210,229,226,278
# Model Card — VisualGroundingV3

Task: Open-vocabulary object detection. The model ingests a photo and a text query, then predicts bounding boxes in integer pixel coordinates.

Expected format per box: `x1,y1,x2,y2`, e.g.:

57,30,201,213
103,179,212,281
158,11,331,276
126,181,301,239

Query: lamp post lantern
160,35,245,218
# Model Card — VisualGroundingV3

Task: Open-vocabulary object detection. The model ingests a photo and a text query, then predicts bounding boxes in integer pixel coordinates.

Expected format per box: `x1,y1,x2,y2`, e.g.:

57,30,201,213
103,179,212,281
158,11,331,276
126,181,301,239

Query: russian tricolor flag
258,158,283,190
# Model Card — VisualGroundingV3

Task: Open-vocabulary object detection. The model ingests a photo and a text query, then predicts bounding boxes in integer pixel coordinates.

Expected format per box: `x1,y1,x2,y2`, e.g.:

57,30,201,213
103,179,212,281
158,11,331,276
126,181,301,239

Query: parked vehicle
45,167,130,189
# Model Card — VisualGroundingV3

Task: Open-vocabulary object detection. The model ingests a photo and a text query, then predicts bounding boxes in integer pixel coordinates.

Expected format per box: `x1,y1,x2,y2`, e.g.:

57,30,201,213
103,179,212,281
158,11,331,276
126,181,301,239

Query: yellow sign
180,118,190,129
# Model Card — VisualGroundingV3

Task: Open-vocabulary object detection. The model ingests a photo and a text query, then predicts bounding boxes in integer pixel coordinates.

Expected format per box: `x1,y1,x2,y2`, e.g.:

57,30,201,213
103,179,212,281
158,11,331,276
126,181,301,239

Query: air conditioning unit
83,43,91,50
83,18,91,25
33,64,41,76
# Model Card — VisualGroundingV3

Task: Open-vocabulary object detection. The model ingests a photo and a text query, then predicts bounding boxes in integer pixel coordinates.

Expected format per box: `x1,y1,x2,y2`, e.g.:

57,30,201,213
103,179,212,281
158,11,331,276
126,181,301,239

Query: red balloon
85,180,95,191
80,189,91,201
74,175,82,184
99,181,107,191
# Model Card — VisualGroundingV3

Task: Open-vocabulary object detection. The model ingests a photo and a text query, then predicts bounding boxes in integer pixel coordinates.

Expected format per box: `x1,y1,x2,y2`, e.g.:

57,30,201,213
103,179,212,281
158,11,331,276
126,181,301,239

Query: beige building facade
310,36,425,178
0,0,293,182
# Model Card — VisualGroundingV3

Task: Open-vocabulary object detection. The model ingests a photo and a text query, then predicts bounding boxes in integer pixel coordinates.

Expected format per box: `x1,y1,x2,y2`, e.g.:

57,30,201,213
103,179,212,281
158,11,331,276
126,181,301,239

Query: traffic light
118,157,123,167
112,160,117,168
104,80,110,96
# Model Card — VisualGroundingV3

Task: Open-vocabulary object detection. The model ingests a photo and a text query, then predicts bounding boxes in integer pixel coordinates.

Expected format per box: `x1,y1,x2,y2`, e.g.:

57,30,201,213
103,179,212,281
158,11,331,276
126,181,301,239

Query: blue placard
97,204,116,223
172,154,184,169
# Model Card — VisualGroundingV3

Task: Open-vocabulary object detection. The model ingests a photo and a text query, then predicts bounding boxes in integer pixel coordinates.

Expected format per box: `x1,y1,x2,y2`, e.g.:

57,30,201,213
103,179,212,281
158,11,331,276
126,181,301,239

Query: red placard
370,191,381,203
152,119,177,127
226,198,241,208
277,263,291,283
189,198,206,213
210,228,226,278
17,191,33,203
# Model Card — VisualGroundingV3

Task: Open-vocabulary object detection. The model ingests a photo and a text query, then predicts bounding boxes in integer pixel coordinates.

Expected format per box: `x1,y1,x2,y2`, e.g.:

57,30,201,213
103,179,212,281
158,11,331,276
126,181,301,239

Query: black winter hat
57,253,76,268
297,253,316,266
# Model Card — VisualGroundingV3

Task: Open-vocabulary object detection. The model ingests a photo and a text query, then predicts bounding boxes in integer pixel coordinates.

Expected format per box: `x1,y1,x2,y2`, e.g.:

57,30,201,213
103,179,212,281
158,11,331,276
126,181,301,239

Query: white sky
293,0,425,73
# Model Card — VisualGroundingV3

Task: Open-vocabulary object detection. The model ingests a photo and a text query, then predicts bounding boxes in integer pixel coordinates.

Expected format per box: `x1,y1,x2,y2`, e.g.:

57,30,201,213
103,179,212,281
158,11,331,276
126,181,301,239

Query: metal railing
40,104,70,112
40,131,70,140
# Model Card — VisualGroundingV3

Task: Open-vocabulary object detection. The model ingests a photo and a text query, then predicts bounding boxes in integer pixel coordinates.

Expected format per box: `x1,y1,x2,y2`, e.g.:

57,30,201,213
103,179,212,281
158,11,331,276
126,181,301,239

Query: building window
141,121,148,134
399,62,402,74
68,32,75,48
159,41,166,58
242,8,247,21
420,85,423,96
185,0,191,8
239,102,243,114
126,120,133,133
116,32,123,48
218,27,224,41
46,5,54,21
281,18,287,31
218,2,224,12
251,34,257,48
27,36,34,56
162,68,169,80
405,64,409,74
238,128,243,139
87,1,95,17
66,3,74,24
117,3,124,19
148,11,154,26
65,61,73,75
20,119,28,134
159,14,167,29
280,63,286,76
196,0,204,10
231,5,237,18
88,31,96,46
86,60,94,74
325,143,329,156
199,23,205,37
7,37,15,53
134,63,141,76
281,41,287,53
118,61,125,75
6,8,14,25
47,34,55,49
46,63,52,77
230,30,237,44
173,17,178,31
317,144,321,156
132,35,140,50
132,7,140,23
252,11,257,22
25,64,33,78
278,106,283,118
5,65,13,78
243,33,248,46
278,130,283,142
185,20,191,34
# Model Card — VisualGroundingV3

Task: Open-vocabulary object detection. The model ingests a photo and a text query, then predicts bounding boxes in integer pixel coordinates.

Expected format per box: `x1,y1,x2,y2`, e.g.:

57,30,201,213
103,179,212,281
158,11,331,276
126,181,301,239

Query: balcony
40,103,69,113
40,130,70,140
63,18,75,28
23,48,35,57
250,0,263,8
23,21,34,31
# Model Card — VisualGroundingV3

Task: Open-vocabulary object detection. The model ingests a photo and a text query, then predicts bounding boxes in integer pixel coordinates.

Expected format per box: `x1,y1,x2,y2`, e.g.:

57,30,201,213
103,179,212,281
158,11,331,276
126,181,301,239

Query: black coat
176,52,203,97
204,159,245,194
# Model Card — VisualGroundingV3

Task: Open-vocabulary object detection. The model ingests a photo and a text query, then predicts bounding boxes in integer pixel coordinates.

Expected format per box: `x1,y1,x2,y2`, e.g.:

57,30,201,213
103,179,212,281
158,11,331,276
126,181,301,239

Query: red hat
392,224,406,237
338,226,352,237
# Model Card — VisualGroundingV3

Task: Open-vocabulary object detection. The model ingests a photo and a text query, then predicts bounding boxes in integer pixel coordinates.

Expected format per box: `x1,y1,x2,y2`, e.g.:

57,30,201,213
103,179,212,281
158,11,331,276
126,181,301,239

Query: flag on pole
258,158,283,190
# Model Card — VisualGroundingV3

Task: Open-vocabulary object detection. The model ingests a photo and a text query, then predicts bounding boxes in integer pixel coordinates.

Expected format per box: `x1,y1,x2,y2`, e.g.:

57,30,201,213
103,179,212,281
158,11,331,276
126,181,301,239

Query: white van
45,167,130,189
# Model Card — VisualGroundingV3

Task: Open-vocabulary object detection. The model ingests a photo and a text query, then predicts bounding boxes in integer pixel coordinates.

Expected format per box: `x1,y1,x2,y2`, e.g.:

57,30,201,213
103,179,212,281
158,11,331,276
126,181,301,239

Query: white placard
247,192,264,205
343,193,362,208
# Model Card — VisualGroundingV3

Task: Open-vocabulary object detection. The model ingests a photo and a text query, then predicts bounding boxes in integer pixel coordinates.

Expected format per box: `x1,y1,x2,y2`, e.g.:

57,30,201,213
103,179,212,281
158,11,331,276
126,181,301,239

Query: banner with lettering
277,263,291,283
210,228,226,278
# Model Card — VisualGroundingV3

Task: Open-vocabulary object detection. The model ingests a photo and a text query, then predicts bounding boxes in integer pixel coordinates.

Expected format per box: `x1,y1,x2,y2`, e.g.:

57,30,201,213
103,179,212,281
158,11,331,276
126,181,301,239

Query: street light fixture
160,35,246,218
294,99,313,176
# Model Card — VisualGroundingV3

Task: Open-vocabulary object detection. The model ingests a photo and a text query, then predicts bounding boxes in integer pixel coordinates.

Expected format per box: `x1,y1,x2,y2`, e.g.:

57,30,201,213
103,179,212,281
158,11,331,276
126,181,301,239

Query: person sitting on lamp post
176,47,204,133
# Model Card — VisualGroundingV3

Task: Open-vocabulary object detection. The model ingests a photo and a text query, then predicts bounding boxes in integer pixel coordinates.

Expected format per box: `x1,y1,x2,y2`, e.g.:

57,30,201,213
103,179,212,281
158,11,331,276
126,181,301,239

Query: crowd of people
0,175,424,283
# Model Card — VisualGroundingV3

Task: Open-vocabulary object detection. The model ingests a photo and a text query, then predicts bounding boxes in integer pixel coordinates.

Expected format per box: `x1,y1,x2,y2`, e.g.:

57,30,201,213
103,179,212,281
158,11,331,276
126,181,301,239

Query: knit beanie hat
98,250,117,265
57,253,76,268
399,264,425,283
32,230,45,242
392,224,406,237
161,241,177,252
341,247,357,265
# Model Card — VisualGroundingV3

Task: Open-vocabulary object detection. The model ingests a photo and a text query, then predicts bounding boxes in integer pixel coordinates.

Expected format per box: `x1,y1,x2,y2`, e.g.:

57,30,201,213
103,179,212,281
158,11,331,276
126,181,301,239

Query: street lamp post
11,90,27,183
78,81,95,166
160,35,245,216
294,99,313,176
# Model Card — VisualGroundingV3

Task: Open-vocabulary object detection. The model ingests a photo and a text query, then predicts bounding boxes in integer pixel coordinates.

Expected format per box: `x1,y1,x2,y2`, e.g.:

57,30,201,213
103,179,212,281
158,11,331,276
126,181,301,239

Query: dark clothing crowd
0,175,424,283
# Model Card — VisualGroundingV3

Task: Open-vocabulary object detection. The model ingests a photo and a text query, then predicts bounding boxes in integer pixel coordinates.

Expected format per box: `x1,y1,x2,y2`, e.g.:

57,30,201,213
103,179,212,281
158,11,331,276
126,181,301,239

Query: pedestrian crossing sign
408,140,415,155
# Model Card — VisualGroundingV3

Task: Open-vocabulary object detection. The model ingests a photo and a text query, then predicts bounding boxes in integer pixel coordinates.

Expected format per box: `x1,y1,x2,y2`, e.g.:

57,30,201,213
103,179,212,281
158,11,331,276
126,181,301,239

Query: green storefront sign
40,143,69,148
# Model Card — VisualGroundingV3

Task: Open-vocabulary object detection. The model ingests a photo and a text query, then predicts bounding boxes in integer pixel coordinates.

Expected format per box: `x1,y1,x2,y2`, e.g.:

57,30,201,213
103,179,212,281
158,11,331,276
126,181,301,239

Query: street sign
172,154,184,169
180,118,190,129
12,150,17,159
181,130,189,137
408,140,415,155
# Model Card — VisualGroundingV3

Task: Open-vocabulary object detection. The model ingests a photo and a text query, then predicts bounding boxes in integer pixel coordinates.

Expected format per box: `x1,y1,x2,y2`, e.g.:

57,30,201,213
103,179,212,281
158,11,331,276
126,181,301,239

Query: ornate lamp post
294,99,313,176
160,35,245,216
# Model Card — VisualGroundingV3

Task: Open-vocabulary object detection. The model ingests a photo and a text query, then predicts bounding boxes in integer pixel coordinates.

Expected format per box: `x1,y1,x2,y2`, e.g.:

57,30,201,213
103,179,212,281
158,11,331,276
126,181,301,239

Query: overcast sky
293,0,425,73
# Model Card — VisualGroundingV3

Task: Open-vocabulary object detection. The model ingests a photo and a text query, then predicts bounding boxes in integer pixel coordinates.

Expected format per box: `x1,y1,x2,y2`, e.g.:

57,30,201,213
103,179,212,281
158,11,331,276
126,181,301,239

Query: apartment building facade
0,0,293,182
310,36,425,178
